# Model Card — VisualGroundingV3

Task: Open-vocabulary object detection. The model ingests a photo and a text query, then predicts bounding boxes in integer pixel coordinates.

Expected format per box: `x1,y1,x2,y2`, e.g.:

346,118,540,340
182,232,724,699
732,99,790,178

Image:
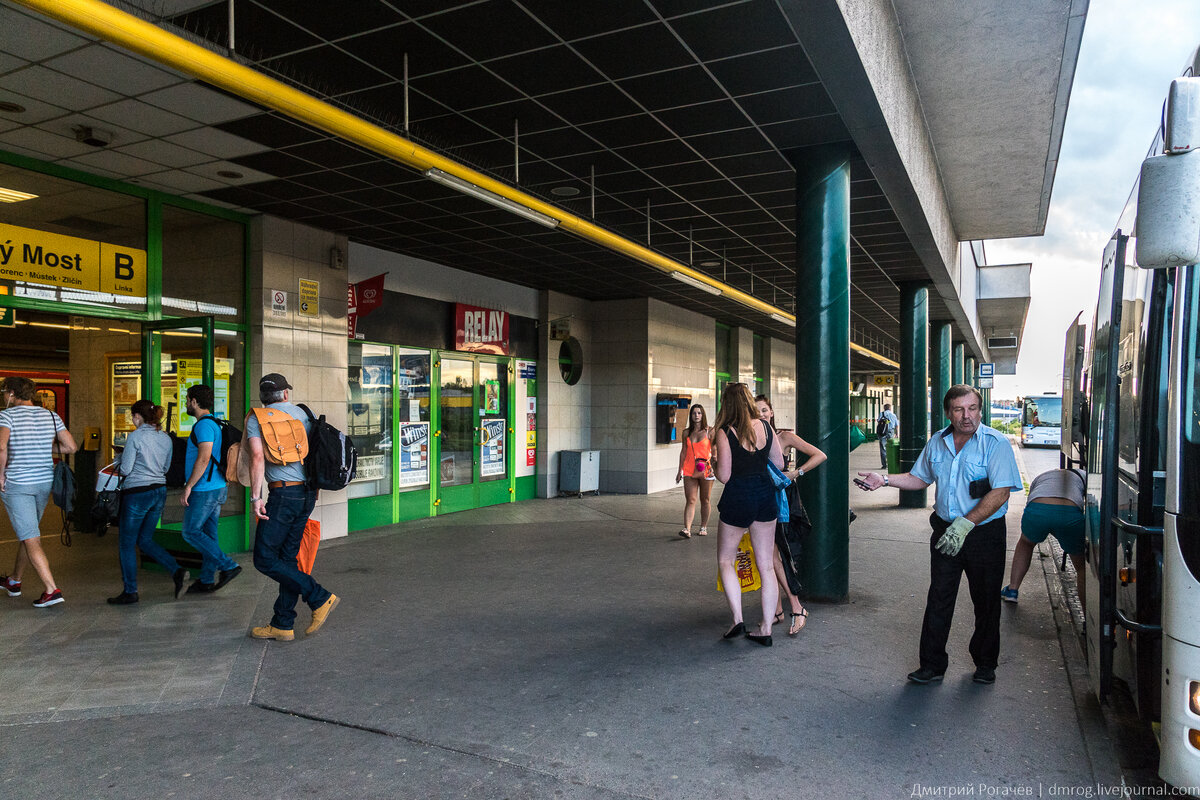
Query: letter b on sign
99,244,146,297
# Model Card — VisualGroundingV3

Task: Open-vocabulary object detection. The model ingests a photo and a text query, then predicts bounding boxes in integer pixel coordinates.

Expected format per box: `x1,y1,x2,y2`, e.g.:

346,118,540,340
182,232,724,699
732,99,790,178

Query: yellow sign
0,222,146,298
298,278,319,318
0,285,11,327
873,374,896,386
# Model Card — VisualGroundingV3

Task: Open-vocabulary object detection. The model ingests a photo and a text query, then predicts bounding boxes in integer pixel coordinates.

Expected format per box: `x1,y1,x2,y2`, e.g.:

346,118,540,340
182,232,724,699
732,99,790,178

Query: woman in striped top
0,376,77,608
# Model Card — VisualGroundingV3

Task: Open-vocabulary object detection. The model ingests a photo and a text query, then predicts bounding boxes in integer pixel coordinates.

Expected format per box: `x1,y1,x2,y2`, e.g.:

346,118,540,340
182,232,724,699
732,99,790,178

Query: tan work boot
305,594,340,636
249,625,294,641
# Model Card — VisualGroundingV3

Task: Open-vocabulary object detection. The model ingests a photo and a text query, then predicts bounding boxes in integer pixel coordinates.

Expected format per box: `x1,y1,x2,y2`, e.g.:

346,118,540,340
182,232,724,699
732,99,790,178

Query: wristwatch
883,475,889,487
796,468,805,477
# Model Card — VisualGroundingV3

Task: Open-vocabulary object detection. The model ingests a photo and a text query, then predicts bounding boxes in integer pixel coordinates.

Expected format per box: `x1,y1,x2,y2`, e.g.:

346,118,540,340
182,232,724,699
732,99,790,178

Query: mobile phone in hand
853,477,872,490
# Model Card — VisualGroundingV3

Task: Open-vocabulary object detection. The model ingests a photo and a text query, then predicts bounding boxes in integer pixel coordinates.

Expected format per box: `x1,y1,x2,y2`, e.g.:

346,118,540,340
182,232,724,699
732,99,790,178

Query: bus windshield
1024,396,1062,428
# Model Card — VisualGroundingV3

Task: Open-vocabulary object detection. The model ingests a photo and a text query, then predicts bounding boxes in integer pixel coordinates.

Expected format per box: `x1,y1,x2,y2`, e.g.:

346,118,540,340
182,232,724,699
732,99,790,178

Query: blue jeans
118,486,178,594
253,485,329,630
182,486,237,584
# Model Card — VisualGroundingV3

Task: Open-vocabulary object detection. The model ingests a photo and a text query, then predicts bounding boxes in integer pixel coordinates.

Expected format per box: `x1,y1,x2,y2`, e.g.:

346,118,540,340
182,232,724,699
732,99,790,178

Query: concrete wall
250,216,350,540
593,298,650,494
537,290,592,498
646,298,716,494
770,339,797,430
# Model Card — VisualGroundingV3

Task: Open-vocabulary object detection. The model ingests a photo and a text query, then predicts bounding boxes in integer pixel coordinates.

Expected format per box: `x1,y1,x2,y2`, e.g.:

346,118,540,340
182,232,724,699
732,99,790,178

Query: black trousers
918,512,1007,673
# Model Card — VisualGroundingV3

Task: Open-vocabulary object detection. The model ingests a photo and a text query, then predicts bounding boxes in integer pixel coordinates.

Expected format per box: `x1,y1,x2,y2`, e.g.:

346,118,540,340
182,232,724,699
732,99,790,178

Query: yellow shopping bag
717,532,761,593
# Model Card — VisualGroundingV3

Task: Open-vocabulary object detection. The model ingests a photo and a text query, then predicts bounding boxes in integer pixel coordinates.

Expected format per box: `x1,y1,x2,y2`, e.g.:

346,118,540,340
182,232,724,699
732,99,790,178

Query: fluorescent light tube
0,187,37,203
769,313,795,326
671,271,722,296
424,168,559,229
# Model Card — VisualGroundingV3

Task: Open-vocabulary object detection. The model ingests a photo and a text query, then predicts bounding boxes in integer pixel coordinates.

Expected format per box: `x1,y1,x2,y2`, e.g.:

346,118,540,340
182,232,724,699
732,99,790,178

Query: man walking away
245,373,338,641
877,403,898,469
181,384,241,594
856,385,1021,685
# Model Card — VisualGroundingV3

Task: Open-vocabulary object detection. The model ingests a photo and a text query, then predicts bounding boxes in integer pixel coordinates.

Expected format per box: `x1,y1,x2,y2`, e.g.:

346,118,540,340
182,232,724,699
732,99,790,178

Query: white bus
1063,56,1200,794
1020,393,1062,447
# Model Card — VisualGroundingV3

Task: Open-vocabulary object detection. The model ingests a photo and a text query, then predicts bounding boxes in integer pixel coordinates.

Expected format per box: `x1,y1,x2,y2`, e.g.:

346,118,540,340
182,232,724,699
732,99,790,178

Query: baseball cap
260,373,292,392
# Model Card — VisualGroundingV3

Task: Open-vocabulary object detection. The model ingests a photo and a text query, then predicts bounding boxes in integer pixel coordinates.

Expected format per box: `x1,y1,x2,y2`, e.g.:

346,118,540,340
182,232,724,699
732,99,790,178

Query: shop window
0,163,147,312
161,206,244,322
348,343,395,499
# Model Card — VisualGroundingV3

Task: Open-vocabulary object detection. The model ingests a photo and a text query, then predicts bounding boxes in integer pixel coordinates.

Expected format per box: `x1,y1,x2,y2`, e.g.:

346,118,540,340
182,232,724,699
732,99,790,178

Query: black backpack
189,415,242,482
875,415,890,438
164,403,188,488
298,404,358,491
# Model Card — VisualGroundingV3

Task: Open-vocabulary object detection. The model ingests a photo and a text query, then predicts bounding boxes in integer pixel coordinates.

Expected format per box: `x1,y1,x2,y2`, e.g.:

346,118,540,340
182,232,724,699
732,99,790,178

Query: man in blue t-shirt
180,384,240,594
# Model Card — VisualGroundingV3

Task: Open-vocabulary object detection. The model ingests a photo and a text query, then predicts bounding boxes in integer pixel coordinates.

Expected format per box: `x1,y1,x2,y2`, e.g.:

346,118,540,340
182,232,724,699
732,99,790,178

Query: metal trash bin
886,438,900,474
559,450,599,496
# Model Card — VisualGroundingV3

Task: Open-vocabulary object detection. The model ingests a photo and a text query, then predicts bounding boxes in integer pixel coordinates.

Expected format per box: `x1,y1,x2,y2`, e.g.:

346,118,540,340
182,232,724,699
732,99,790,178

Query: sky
985,0,1200,400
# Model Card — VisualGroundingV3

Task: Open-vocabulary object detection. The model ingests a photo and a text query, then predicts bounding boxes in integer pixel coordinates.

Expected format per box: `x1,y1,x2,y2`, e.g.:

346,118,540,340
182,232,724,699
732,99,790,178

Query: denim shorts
1,481,52,541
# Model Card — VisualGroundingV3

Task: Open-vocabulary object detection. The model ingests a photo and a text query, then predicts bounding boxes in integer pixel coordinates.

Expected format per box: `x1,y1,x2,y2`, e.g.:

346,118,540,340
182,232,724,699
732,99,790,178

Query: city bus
1020,393,1062,447
1062,56,1200,794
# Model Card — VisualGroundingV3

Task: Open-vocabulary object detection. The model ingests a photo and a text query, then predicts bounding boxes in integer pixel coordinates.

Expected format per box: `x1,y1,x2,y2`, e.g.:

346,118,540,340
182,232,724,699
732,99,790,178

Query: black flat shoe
723,622,746,639
106,591,139,605
746,633,772,647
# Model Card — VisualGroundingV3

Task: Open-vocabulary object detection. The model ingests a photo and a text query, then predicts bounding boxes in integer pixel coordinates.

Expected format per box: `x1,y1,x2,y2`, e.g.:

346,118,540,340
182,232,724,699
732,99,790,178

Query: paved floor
0,441,1123,799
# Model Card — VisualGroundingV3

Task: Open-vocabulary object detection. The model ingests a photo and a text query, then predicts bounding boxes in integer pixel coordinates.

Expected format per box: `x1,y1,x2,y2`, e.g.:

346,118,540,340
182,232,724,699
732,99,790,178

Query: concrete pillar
898,282,928,509
952,343,964,386
930,322,951,432
792,143,851,603
966,356,976,388
982,388,992,427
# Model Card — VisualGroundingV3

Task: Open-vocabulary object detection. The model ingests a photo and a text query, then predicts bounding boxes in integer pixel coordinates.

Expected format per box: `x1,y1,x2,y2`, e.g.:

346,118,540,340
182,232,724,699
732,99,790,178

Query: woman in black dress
713,383,785,645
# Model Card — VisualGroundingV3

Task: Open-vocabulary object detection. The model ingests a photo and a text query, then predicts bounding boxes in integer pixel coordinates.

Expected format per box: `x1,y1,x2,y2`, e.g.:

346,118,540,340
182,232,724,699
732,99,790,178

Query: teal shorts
1020,501,1085,556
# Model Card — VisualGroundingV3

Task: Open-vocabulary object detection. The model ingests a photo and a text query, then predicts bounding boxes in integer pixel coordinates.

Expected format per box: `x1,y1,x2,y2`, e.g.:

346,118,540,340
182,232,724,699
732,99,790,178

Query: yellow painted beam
14,0,796,324
850,342,899,369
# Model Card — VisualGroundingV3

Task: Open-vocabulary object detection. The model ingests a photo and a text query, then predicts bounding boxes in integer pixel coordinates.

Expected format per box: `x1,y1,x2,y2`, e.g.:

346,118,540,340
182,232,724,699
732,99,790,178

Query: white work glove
935,516,975,557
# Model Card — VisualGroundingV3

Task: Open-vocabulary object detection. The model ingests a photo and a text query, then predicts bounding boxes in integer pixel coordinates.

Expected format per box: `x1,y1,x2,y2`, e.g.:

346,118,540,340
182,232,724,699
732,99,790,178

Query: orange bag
297,518,320,574
252,407,308,465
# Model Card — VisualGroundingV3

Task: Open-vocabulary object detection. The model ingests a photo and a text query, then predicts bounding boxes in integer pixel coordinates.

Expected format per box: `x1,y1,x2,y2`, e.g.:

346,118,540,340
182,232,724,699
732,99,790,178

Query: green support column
983,388,992,427
952,343,965,386
792,143,851,603
898,282,928,509
930,322,952,431
966,356,976,388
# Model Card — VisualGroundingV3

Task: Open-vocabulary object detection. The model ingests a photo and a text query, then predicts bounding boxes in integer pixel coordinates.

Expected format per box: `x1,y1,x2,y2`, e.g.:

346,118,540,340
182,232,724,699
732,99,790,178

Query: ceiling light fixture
698,260,720,268
672,271,722,296
769,313,796,327
550,185,580,197
850,341,900,368
0,101,26,113
425,168,559,229
0,187,37,203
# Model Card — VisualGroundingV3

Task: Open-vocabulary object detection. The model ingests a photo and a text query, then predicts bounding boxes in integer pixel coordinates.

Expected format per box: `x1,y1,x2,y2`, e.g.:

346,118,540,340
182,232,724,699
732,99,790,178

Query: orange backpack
250,407,308,466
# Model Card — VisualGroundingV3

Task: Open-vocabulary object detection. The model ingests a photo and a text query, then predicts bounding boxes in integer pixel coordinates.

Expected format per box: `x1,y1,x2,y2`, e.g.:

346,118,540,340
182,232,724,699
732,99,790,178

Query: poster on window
480,417,506,477
397,421,429,487
354,455,387,483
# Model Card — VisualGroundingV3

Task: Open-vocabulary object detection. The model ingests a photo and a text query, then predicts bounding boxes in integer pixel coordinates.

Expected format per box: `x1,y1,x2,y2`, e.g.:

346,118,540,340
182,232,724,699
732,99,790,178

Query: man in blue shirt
244,373,338,641
181,384,241,594
857,385,1022,685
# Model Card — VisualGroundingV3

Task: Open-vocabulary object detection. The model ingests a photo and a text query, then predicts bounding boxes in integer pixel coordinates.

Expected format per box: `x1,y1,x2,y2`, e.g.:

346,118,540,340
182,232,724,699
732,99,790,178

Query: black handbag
775,481,813,596
91,481,122,537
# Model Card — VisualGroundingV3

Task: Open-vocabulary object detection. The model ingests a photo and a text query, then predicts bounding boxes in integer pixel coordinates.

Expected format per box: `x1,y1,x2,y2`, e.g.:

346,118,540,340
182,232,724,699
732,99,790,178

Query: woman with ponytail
109,399,187,605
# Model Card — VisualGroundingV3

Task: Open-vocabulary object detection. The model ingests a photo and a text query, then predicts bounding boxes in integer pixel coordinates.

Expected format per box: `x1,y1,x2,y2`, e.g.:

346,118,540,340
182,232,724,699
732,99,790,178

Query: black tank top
723,420,773,480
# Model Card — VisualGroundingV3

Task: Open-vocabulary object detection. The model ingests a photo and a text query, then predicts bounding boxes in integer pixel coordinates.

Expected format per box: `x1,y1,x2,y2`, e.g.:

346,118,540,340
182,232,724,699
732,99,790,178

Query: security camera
73,125,112,147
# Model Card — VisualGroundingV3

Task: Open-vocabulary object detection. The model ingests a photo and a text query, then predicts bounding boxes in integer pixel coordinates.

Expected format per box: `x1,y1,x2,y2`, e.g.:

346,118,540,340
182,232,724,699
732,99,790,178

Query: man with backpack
181,384,241,594
877,403,898,469
244,373,338,641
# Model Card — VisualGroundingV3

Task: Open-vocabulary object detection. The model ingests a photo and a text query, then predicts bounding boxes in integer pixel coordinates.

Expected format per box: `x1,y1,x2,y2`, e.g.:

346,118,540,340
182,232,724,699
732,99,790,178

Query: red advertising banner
347,283,358,339
347,273,386,340
454,303,510,354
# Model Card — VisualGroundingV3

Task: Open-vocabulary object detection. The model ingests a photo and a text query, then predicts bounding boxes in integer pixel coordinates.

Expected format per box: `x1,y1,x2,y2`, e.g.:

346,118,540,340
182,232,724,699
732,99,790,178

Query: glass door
437,354,512,514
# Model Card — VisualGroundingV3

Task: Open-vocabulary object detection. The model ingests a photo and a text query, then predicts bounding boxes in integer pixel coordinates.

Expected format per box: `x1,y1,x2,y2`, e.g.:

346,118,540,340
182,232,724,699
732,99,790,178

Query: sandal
697,527,707,536
773,611,785,625
789,608,809,636
678,528,691,539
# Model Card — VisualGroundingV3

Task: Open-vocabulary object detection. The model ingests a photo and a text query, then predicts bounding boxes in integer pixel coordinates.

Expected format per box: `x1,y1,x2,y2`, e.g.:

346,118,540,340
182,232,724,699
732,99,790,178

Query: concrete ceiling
0,0,1086,372
893,0,1088,241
